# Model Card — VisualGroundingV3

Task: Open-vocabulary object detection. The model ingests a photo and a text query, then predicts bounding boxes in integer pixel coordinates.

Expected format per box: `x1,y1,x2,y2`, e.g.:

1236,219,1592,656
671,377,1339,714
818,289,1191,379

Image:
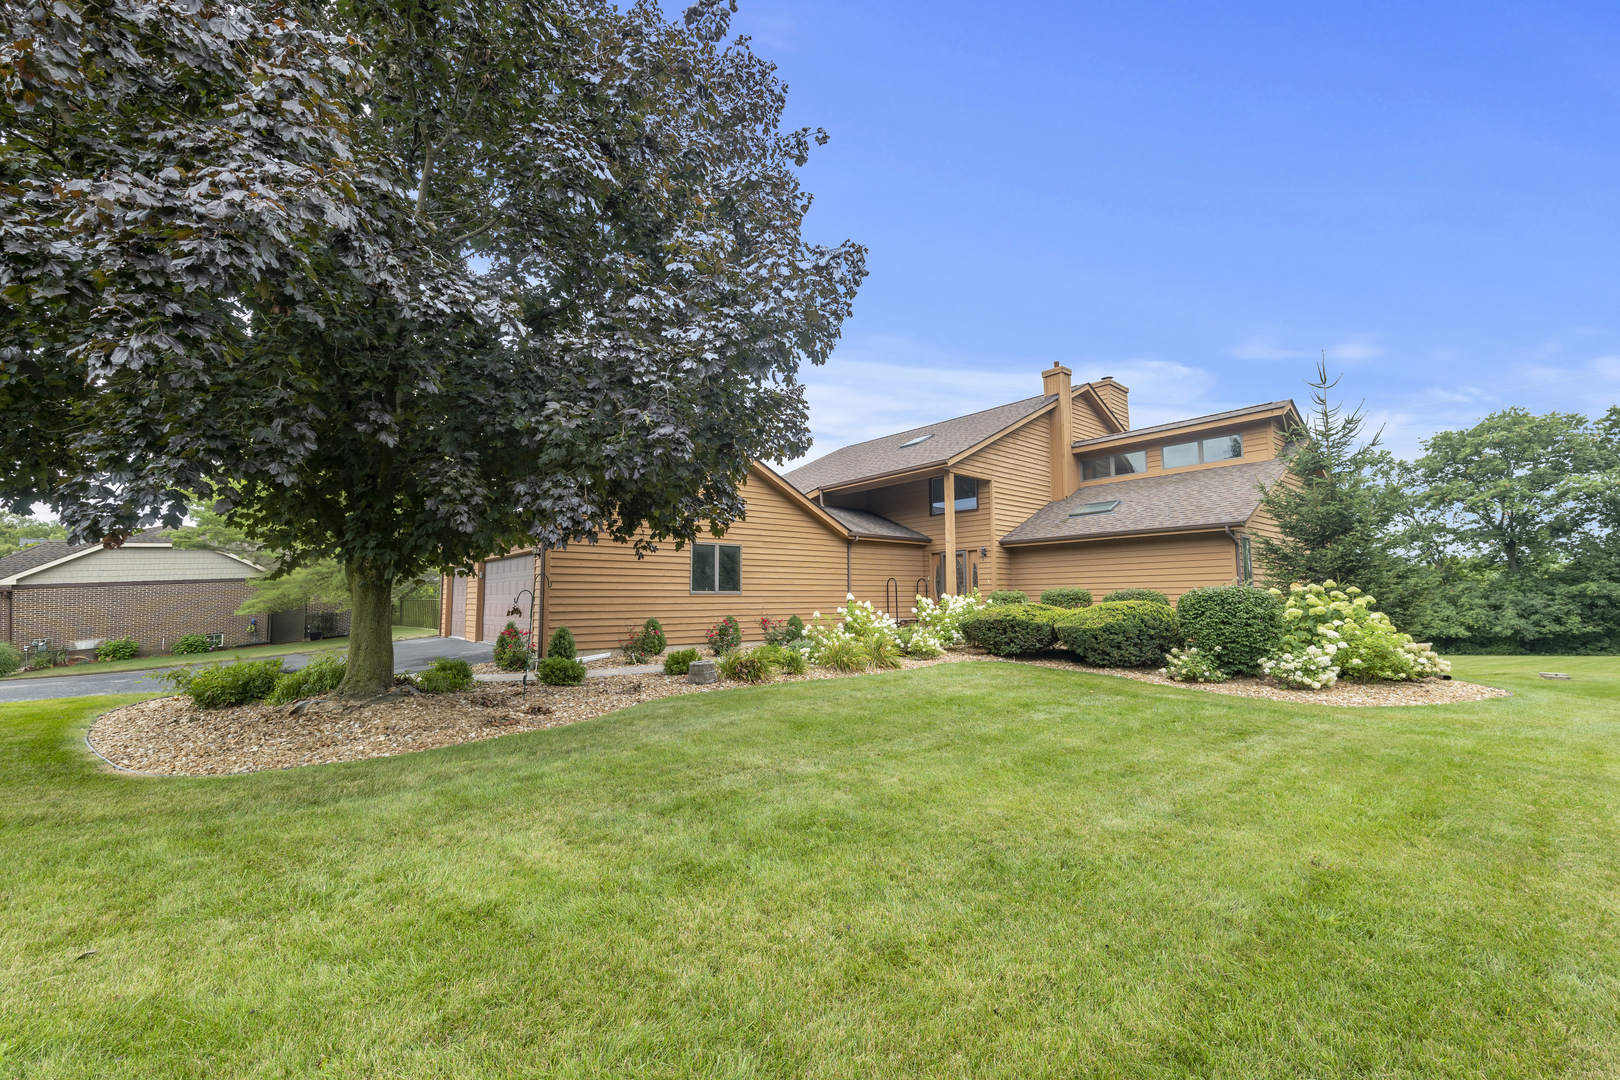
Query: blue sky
716,0,1620,467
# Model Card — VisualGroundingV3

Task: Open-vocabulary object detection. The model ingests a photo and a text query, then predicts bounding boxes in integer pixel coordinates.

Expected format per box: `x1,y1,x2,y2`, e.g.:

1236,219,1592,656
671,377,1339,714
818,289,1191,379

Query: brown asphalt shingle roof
784,394,1054,493
820,506,931,543
1071,401,1297,449
1001,459,1288,545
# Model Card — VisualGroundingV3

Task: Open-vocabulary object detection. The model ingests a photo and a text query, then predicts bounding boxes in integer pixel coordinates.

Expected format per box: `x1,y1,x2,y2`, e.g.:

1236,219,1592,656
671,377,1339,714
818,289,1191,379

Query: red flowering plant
706,615,742,656
493,622,531,672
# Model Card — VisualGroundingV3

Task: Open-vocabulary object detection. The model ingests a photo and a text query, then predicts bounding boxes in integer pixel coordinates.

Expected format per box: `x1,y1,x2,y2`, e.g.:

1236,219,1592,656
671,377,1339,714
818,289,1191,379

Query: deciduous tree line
1258,364,1620,654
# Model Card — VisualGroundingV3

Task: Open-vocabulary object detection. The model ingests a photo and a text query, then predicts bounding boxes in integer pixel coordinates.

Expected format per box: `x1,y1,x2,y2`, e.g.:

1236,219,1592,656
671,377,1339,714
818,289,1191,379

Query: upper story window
1162,433,1243,470
929,475,979,515
1081,450,1146,481
691,543,741,593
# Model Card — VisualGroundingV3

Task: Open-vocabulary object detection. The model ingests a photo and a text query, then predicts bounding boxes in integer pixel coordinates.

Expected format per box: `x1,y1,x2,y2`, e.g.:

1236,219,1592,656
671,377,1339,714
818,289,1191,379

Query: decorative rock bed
86,651,1511,777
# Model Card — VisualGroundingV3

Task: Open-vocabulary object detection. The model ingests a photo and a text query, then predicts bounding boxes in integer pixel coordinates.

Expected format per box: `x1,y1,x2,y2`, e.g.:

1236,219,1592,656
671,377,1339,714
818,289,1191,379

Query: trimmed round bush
961,604,1076,656
987,590,1028,605
97,636,139,661
414,656,476,693
171,633,213,655
1039,587,1092,609
1099,588,1171,607
538,654,586,686
545,625,577,660
1175,584,1284,675
639,618,667,655
663,648,701,675
1056,601,1180,668
0,642,24,676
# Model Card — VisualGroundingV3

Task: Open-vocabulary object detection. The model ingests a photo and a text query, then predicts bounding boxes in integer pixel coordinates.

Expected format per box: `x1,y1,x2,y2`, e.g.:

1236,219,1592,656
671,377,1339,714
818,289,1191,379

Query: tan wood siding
850,542,932,619
540,474,856,651
1072,391,1112,442
827,478,934,540
954,416,1058,594
1008,532,1238,603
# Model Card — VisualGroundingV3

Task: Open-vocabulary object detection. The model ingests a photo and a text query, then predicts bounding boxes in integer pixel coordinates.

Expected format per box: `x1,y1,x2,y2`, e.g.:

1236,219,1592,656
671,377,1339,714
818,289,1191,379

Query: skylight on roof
1069,500,1120,517
899,433,934,448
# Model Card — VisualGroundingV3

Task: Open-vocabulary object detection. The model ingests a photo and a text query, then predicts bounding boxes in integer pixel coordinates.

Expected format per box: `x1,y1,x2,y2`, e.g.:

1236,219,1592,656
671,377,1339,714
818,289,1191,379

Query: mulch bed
86,651,1510,777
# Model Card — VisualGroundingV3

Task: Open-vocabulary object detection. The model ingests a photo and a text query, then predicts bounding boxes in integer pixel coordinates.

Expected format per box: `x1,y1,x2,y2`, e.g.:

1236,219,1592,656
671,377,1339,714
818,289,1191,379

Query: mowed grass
2,657,1618,1078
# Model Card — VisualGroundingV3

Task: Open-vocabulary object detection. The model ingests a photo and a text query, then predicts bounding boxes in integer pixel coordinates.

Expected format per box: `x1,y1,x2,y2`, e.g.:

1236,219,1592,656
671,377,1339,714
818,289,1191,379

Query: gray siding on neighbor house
20,546,258,585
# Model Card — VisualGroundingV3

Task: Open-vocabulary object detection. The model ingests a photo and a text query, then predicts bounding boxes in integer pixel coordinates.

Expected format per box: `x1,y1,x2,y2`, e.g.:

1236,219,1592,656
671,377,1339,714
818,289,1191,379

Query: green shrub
171,633,213,655
867,632,904,669
718,646,778,683
777,645,809,676
415,656,476,693
1100,588,1171,607
169,658,285,708
663,647,701,675
545,625,576,660
639,618,666,655
97,636,139,661
1176,584,1284,675
1056,601,1180,668
1039,587,1092,609
267,652,347,704
960,604,1073,656
537,655,586,686
987,590,1028,605
786,614,805,640
0,642,22,676
493,621,531,671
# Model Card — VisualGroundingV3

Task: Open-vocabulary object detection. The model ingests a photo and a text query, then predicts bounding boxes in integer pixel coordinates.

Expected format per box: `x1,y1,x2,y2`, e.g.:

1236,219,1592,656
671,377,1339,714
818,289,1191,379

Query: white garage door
481,554,535,643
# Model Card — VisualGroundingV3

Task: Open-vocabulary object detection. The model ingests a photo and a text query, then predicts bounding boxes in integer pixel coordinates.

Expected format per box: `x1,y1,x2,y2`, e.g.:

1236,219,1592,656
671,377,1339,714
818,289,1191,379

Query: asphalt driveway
0,636,494,703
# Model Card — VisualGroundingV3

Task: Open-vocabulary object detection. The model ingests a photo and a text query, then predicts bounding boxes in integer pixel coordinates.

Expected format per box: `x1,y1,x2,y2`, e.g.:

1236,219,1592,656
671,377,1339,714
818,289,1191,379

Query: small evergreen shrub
1176,584,1284,675
97,636,139,661
987,590,1028,605
171,633,214,655
171,658,285,708
761,615,805,646
719,646,778,683
960,604,1073,656
639,618,666,655
786,614,805,640
706,615,742,655
267,652,347,704
537,655,586,686
1100,588,1171,607
415,656,476,693
1056,601,1181,668
0,642,24,676
545,625,577,660
1039,587,1092,609
663,647,701,675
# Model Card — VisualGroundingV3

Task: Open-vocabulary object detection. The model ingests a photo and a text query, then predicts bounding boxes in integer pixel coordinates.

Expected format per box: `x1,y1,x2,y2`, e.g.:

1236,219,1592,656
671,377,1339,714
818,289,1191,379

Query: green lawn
1,625,440,681
2,657,1617,1078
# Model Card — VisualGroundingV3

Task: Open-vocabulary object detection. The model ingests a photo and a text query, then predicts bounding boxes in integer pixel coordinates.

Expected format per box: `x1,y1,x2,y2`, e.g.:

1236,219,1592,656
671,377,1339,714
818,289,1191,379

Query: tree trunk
341,560,395,698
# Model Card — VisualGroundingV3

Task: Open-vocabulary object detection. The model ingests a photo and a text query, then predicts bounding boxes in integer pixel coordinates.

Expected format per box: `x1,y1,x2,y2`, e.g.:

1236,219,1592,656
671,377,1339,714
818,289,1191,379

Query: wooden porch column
982,479,996,593
943,470,957,596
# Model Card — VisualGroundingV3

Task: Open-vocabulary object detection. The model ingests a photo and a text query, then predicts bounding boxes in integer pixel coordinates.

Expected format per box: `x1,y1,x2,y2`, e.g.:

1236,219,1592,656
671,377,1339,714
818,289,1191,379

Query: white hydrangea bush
1259,581,1450,690
1162,645,1228,683
807,595,898,663
910,591,982,647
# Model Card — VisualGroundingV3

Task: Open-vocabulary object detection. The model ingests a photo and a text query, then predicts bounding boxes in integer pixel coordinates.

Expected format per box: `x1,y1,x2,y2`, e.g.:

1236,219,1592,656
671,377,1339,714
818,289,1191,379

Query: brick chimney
1043,364,1080,499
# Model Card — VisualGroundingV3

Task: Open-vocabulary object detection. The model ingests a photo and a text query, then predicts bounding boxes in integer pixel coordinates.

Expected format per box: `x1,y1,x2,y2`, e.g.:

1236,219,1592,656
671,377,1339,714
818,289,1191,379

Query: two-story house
440,365,1302,651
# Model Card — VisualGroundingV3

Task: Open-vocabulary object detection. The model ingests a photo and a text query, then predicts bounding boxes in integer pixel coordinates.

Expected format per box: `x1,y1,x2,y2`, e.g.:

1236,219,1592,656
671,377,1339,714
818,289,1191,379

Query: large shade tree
2,0,866,695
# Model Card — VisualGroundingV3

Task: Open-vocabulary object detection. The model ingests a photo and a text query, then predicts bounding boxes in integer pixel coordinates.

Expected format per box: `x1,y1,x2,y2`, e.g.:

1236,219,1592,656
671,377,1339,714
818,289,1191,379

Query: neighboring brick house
442,364,1304,652
0,534,273,657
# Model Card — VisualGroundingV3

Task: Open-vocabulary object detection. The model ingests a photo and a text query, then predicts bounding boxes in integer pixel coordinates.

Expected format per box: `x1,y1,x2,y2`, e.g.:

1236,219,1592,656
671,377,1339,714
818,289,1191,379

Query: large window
929,475,979,515
1081,450,1147,481
691,544,741,593
1162,432,1243,469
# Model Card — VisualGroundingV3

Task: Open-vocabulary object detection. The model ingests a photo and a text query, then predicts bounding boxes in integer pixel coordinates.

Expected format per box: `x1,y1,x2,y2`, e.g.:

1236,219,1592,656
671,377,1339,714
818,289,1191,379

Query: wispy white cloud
1228,335,1385,363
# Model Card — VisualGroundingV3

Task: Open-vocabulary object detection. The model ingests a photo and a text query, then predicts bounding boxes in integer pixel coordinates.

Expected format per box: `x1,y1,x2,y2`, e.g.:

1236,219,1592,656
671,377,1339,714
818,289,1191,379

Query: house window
929,475,979,515
1081,450,1147,481
1162,432,1243,469
691,544,741,592
205,633,224,649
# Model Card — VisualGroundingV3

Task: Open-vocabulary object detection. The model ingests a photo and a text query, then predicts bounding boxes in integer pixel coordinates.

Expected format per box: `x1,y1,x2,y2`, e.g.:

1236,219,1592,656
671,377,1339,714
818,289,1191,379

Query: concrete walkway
0,636,495,703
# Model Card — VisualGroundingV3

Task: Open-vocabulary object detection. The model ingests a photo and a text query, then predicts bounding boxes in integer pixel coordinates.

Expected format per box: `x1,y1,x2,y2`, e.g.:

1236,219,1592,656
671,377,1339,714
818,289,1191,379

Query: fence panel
395,596,440,629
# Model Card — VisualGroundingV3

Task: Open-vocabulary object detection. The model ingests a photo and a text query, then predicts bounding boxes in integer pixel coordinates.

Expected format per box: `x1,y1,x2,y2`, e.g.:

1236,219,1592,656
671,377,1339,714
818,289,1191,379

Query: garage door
481,554,535,643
